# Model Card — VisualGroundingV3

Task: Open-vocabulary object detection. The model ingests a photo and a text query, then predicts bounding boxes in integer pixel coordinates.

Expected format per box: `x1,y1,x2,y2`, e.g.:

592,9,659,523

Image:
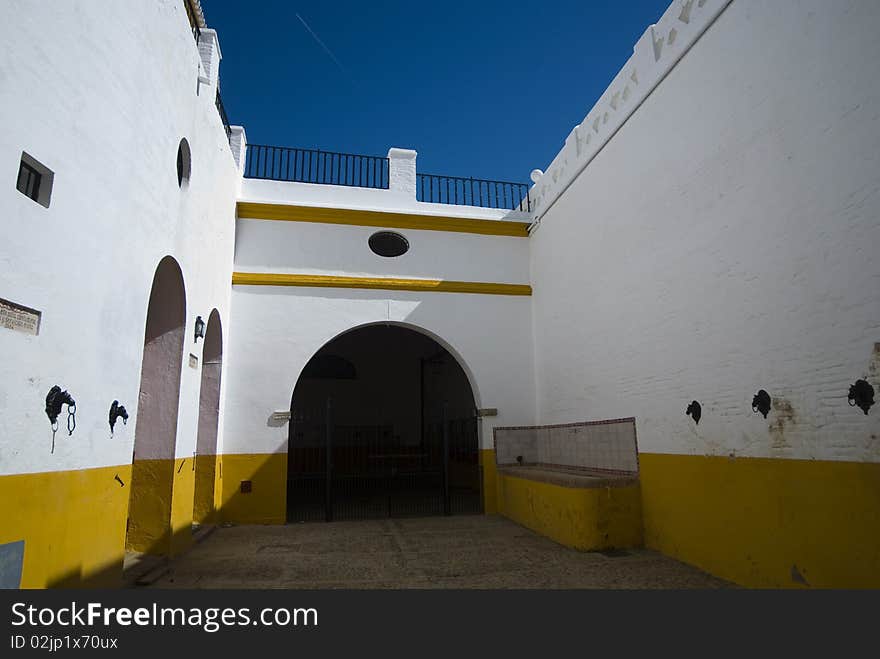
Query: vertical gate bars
325,397,333,522
442,402,450,516
287,399,481,522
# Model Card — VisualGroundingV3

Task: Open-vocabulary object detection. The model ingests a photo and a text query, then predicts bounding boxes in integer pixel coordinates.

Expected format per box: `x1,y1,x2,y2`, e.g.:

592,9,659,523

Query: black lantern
194,315,205,342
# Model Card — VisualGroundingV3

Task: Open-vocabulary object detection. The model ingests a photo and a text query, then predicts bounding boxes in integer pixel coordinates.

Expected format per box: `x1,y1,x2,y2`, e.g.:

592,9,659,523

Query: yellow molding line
236,202,531,237
232,272,532,296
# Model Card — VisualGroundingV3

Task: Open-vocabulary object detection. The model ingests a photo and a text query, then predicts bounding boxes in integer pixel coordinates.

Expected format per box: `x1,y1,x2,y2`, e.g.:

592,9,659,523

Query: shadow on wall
22,286,497,588
0,448,256,589
125,256,187,559
17,259,225,590
25,453,279,590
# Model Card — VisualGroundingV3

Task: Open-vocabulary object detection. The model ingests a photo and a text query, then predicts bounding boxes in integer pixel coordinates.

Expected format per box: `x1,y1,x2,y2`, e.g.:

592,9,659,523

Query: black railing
417,173,531,212
215,89,231,144
243,144,530,208
245,145,390,189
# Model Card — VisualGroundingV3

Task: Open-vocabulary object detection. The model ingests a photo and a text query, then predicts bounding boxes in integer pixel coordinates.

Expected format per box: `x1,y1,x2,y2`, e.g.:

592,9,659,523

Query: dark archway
193,309,222,526
126,256,186,554
287,324,481,522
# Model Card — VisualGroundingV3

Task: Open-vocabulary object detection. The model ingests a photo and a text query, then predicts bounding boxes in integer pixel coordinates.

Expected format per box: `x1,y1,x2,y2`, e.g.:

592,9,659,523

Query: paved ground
144,515,729,589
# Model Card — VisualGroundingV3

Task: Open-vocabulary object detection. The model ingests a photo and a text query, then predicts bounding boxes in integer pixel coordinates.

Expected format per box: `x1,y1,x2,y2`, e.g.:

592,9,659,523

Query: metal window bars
215,89,231,143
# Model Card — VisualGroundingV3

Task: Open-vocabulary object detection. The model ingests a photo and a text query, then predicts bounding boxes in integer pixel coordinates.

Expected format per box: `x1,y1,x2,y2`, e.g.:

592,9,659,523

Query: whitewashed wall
0,1,239,475
234,219,530,284
529,0,880,461
224,287,534,454
228,157,534,455
241,178,532,223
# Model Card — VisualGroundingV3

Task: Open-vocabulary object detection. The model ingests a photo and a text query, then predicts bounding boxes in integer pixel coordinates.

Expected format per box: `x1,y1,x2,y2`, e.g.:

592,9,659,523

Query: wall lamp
194,315,205,342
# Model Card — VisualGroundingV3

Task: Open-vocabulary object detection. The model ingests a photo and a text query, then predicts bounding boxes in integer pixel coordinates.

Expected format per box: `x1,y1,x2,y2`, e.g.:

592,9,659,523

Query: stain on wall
769,397,796,449
869,343,880,378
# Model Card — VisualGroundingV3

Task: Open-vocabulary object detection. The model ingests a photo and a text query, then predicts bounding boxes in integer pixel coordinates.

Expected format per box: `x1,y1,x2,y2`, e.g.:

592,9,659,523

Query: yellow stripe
232,272,532,296
0,464,132,588
640,453,880,588
480,449,498,514
236,202,531,237
496,468,643,551
217,453,288,526
193,454,219,526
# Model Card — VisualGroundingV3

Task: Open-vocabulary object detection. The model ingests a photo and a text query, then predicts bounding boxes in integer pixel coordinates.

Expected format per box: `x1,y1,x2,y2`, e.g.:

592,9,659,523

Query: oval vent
369,231,409,257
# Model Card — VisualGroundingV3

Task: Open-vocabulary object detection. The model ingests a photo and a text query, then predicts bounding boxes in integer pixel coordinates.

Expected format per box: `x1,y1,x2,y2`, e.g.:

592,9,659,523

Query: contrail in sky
295,12,347,76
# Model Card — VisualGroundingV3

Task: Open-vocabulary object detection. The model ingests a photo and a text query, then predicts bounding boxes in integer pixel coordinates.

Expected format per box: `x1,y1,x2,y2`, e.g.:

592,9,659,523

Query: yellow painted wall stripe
218,453,288,526
639,452,880,588
126,458,175,555
6,450,875,588
496,470,644,551
232,272,533,296
237,202,531,237
193,454,219,526
0,464,132,588
480,449,498,514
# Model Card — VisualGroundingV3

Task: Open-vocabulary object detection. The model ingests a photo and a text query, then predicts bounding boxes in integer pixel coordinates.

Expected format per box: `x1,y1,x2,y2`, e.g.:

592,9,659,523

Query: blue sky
206,0,671,184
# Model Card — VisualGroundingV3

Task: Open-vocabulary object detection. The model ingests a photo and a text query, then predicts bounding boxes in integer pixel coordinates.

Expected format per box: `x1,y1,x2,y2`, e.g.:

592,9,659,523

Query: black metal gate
287,399,482,522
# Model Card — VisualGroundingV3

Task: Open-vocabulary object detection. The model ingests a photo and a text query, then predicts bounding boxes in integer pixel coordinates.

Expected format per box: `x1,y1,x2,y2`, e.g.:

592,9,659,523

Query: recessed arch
193,308,222,526
288,321,483,411
126,256,186,555
286,321,482,523
301,354,357,380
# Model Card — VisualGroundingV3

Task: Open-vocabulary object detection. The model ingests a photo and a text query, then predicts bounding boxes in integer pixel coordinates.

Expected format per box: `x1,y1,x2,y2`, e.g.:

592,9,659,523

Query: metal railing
242,143,531,210
417,173,531,212
244,145,390,189
215,89,231,144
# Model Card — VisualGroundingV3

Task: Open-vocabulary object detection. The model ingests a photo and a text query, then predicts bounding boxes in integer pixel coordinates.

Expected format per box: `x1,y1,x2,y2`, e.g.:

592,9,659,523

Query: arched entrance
287,324,481,522
126,256,186,554
193,309,222,526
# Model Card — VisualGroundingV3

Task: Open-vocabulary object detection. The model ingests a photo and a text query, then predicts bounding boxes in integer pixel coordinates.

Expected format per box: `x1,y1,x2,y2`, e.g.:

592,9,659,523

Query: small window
17,162,40,200
369,231,409,257
16,153,53,208
177,138,191,187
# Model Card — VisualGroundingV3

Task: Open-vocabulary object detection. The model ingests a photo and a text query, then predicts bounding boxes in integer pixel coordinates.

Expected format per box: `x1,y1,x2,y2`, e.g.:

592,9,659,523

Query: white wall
241,178,531,222
228,167,534,455
223,287,535,454
0,1,239,475
529,0,880,461
528,0,734,224
234,219,530,284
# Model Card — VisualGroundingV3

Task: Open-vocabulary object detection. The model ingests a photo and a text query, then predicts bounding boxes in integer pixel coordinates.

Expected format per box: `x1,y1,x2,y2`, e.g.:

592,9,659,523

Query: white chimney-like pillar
197,28,222,95
388,148,417,199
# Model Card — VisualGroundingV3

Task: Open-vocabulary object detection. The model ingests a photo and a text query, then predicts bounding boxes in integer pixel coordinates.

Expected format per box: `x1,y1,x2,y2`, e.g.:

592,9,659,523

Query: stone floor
144,515,730,589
